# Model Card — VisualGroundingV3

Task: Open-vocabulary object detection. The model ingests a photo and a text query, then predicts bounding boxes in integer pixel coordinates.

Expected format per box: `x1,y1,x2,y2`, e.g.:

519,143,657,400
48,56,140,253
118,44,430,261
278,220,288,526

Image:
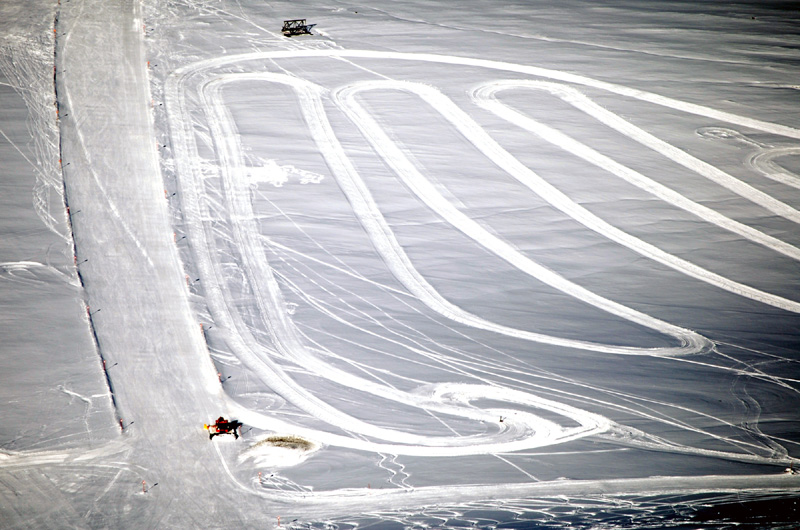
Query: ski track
0,260,78,286
262,231,601,389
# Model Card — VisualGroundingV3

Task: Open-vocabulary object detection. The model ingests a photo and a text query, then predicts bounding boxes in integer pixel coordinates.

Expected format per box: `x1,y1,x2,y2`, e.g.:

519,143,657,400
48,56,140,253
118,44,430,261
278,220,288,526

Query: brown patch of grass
258,435,314,451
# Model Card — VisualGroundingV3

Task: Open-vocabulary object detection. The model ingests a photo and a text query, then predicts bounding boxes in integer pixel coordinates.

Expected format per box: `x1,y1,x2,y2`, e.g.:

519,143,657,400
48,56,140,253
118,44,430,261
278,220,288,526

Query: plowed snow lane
50,0,257,525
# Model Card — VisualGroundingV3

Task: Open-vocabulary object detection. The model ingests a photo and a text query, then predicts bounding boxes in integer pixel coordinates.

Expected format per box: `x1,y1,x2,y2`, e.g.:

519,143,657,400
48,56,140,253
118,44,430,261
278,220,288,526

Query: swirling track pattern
163,51,800,469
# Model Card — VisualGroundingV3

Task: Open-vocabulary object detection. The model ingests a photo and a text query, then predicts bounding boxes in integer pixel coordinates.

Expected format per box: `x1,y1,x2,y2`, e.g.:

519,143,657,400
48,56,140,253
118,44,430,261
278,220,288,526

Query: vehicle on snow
204,417,243,440
282,19,315,37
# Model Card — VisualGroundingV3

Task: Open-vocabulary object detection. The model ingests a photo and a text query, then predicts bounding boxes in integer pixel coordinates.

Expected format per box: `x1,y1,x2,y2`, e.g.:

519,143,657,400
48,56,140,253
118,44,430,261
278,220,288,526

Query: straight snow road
53,0,260,525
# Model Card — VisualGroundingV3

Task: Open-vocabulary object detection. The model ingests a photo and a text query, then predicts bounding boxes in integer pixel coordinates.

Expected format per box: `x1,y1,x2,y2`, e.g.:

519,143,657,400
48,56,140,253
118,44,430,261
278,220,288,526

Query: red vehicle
204,417,242,440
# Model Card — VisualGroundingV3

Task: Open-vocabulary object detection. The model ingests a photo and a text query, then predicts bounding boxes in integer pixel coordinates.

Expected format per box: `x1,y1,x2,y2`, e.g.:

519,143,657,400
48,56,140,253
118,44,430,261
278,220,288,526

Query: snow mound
246,160,325,187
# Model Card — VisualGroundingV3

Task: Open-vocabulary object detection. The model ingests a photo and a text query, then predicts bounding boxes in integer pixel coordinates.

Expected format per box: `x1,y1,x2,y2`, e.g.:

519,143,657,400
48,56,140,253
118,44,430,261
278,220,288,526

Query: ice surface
1,0,799,528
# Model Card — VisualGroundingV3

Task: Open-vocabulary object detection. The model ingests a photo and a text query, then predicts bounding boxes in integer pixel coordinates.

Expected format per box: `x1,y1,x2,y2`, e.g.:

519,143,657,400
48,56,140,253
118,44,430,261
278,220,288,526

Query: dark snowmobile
204,417,242,440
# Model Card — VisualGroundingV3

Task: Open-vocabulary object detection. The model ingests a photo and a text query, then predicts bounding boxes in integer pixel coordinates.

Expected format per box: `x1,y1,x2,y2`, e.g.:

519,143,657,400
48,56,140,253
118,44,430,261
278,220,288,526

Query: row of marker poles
58,18,175,493
102,359,118,371
55,33,201,488
256,475,286,527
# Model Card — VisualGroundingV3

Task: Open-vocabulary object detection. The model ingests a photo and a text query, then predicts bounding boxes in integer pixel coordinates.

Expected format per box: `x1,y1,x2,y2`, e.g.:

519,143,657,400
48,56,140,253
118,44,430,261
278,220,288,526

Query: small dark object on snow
282,19,315,37
205,417,243,440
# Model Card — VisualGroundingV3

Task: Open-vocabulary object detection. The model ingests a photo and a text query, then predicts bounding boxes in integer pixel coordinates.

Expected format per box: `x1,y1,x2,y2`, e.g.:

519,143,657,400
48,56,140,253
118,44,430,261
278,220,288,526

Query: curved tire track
473,80,800,260
335,80,800,313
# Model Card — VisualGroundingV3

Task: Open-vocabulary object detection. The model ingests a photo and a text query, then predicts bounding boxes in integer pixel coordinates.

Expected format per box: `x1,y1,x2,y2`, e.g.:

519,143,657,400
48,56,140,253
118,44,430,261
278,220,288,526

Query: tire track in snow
333,80,718,348
475,81,800,224
698,127,800,190
167,49,800,140
163,52,800,464
196,73,609,455
747,147,800,190
335,80,800,314
472,80,800,260
323,82,708,356
186,72,784,466
167,49,800,321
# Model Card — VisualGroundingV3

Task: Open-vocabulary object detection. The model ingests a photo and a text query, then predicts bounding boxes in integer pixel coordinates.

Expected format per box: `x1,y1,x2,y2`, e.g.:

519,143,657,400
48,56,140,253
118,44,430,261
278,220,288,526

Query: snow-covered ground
2,0,800,527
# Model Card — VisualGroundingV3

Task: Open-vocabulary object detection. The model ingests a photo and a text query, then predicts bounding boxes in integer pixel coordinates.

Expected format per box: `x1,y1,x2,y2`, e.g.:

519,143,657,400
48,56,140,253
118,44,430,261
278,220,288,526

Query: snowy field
2,0,800,527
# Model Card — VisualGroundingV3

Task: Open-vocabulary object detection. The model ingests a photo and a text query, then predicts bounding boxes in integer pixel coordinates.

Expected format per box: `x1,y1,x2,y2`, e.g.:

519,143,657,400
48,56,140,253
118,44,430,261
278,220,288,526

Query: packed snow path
48,0,263,526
